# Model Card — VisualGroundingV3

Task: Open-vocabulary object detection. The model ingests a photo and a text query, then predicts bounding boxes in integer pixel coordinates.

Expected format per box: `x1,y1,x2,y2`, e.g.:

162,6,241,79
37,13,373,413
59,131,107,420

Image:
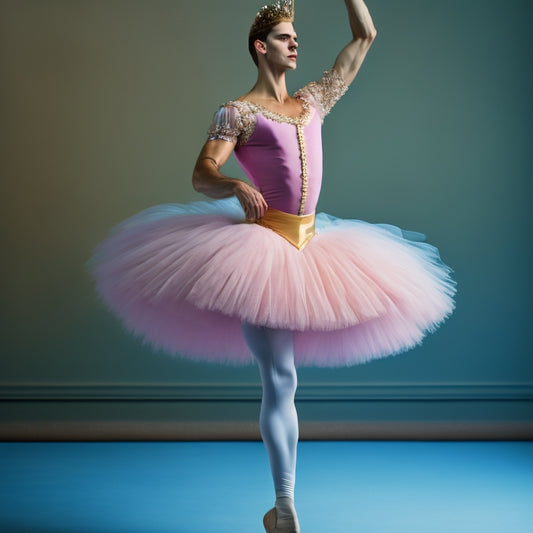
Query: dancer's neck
245,67,290,104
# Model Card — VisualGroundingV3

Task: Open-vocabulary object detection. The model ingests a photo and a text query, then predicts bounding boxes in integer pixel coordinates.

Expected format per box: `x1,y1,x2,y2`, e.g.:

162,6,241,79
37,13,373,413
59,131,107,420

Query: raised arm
192,140,268,221
333,0,377,86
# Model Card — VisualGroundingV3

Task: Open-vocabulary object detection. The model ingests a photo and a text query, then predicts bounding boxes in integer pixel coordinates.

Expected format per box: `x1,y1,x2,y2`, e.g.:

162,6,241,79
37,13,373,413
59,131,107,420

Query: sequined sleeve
207,105,241,144
294,68,348,122
206,103,257,146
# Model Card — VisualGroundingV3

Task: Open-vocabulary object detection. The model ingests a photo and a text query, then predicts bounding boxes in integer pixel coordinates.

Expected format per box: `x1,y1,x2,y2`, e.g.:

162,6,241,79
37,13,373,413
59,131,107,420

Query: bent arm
333,0,377,86
192,140,268,220
192,139,239,198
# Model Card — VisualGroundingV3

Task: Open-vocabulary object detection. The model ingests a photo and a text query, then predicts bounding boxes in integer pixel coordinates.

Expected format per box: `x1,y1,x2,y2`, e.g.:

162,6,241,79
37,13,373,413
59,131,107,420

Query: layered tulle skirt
89,197,456,366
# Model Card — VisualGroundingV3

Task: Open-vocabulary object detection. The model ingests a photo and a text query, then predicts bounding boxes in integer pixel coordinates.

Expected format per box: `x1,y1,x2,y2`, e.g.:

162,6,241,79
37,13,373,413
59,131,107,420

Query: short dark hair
248,19,292,66
248,25,274,67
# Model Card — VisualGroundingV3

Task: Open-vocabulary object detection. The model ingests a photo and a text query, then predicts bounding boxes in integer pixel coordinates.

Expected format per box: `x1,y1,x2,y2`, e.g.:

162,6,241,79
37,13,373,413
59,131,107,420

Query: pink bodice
234,106,322,215
207,68,348,216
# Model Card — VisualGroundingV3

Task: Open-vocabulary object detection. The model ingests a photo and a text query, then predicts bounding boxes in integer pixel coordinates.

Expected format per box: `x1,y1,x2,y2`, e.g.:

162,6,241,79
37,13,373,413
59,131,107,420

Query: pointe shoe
263,507,300,533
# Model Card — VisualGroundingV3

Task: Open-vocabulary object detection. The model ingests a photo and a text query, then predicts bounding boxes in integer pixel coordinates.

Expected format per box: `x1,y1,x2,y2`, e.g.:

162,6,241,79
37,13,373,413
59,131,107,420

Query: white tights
241,323,299,502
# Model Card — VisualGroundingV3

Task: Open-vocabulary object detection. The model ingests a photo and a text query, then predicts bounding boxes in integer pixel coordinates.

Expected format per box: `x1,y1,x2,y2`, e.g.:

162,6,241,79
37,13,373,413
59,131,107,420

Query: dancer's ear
254,39,268,57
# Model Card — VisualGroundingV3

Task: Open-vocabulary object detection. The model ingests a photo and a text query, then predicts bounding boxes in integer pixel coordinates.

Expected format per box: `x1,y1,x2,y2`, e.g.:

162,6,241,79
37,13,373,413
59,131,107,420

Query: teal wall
1,0,531,433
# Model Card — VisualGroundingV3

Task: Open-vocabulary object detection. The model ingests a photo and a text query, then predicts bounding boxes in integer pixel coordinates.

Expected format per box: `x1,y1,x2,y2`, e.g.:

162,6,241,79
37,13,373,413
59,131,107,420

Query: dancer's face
259,22,298,70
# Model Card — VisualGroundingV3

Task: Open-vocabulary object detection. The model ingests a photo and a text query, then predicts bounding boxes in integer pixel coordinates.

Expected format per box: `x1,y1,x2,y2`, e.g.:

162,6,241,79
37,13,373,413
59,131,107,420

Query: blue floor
1,441,532,533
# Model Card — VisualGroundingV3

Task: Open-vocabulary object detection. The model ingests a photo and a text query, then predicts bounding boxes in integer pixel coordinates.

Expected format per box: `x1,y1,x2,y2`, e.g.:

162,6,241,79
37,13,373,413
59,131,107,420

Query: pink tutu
89,197,456,366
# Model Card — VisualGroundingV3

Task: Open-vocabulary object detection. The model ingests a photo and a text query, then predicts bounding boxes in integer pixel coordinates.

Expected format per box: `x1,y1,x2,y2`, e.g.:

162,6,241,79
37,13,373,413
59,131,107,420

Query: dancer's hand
233,181,268,221
193,141,267,220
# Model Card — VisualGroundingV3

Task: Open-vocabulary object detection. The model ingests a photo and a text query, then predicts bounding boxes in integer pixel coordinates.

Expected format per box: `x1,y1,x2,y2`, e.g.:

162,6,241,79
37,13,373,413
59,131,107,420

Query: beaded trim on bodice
206,69,348,147
206,69,348,217
226,98,313,215
224,97,313,146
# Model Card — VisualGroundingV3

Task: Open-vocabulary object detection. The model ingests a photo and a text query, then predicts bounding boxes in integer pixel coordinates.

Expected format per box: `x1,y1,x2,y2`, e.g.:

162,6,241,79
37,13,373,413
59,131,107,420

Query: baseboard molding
1,420,532,441
2,382,533,401
3,382,531,441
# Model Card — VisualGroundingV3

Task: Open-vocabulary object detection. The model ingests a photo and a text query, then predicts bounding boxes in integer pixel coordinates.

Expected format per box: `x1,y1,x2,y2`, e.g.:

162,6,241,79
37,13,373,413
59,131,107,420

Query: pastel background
1,0,531,437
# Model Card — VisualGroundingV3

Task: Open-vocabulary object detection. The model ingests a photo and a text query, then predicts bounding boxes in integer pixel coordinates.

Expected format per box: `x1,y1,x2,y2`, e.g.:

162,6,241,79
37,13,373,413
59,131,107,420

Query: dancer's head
248,1,296,67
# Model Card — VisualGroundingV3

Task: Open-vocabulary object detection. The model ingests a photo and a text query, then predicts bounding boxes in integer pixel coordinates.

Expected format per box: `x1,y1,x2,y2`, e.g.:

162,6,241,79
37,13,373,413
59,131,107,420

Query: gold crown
249,1,295,37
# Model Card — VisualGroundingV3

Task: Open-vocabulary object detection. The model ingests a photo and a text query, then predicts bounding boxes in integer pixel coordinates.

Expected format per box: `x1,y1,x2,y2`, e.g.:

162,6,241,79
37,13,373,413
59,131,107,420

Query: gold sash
253,208,315,250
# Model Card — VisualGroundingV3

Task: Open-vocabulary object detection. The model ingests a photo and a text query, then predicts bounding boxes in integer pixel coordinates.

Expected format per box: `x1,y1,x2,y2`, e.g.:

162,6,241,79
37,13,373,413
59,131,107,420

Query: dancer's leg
241,323,299,530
